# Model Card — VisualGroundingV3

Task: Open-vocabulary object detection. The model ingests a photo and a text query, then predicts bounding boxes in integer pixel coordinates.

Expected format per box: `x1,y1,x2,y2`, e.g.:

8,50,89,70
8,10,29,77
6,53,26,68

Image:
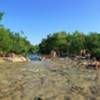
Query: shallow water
28,54,41,61
0,59,100,100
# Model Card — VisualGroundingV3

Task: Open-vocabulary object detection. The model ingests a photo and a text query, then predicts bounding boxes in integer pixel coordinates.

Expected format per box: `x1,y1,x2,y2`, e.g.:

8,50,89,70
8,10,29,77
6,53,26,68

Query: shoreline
0,56,27,63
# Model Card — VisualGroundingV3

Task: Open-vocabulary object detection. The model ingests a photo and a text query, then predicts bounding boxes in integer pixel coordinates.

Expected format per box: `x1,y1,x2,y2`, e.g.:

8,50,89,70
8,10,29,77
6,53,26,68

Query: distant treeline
1,12,100,58
39,31,100,58
0,12,38,56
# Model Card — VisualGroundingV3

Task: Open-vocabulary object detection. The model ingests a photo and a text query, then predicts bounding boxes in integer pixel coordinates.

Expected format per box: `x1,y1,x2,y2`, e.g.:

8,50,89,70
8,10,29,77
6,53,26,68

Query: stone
34,96,42,100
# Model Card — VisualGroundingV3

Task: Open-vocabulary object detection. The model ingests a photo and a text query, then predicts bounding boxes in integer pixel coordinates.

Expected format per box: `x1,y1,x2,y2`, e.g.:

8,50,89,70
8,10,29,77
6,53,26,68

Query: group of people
80,49,100,70
87,60,100,70
41,49,100,70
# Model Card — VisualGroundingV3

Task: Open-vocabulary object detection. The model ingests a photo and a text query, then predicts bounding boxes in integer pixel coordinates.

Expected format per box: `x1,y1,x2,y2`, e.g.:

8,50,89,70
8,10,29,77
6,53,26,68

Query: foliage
0,27,33,55
29,45,39,53
1,12,100,58
39,32,68,56
0,12,4,21
39,31,100,58
0,28,12,53
0,12,38,56
85,33,100,57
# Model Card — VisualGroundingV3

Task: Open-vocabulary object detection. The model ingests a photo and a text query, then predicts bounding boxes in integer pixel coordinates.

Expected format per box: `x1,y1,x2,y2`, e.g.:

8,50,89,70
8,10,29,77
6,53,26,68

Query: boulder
4,56,27,62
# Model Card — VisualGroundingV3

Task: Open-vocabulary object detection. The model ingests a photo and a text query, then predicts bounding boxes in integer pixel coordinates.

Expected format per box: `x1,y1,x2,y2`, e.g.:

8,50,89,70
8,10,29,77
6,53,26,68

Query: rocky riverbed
0,58,100,100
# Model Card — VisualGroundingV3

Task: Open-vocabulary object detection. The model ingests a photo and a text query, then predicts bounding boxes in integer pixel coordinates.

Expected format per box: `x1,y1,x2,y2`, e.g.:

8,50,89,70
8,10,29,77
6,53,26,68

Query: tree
69,31,86,55
85,32,100,58
0,27,12,53
0,12,4,27
39,31,100,58
39,32,68,56
0,12,3,21
0,27,33,56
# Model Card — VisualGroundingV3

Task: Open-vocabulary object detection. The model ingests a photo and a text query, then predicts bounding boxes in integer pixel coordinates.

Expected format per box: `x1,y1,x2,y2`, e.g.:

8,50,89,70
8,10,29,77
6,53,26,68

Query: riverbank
0,58,100,100
0,55,27,63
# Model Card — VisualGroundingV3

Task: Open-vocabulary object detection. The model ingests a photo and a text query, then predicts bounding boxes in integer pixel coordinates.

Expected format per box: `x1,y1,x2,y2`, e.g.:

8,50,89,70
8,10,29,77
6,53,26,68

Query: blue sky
0,0,100,44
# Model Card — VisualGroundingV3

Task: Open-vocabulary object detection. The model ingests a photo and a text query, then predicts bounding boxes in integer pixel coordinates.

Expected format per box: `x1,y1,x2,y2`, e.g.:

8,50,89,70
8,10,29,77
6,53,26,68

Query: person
95,60,100,70
87,59,100,70
80,49,86,56
50,50,57,58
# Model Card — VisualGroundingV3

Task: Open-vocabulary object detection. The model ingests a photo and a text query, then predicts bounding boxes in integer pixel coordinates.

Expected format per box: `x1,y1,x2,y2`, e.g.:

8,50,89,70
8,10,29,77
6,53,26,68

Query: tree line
0,12,37,56
1,12,100,58
39,31,100,58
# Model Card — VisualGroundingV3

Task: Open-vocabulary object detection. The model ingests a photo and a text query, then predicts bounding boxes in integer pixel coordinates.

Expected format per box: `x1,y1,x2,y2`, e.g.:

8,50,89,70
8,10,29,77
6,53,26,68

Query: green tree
85,32,100,58
0,27,12,53
0,12,3,21
39,32,68,56
69,31,86,55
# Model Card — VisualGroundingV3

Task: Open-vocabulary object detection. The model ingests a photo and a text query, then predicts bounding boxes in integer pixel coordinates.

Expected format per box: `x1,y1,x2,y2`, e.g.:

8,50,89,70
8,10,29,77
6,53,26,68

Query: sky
0,0,100,44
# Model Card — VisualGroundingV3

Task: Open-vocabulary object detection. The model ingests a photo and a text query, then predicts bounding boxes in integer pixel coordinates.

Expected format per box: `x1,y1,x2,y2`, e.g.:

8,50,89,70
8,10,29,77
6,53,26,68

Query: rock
85,95,96,100
64,96,71,100
34,96,42,100
85,74,97,81
4,56,27,62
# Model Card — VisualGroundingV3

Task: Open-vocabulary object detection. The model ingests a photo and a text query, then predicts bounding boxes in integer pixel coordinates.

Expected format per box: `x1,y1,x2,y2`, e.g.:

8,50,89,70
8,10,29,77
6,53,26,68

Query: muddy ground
0,58,100,100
